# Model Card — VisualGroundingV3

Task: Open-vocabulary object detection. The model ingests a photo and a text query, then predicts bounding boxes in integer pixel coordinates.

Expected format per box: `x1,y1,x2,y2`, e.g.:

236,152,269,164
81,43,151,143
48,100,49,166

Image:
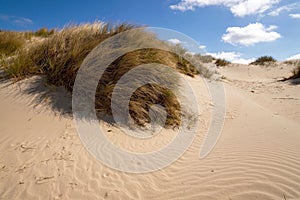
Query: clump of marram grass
215,58,230,66
94,48,199,127
2,22,136,82
250,56,276,65
0,31,30,57
3,22,207,127
0,29,59,59
34,28,55,37
183,53,214,78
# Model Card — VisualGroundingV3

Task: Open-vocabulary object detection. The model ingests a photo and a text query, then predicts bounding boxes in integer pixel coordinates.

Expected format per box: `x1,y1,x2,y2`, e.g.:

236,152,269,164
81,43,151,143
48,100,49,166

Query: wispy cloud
170,0,280,17
268,2,300,16
0,14,33,26
198,45,206,50
289,13,300,19
206,51,255,64
287,53,300,60
222,23,281,46
167,38,182,44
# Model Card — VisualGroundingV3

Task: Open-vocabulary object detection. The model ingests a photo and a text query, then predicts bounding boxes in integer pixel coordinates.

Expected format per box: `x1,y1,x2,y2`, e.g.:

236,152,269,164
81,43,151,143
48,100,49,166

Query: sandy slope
0,63,299,200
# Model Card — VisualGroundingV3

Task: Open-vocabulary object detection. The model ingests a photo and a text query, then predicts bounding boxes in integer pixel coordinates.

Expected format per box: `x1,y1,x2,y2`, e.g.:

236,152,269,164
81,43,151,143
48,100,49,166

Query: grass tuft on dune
250,56,276,66
289,65,300,80
0,31,29,57
0,22,210,127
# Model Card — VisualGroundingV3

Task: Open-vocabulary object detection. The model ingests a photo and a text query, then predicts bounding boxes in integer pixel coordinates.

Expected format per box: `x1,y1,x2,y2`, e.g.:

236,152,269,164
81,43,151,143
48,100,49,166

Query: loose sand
0,63,299,199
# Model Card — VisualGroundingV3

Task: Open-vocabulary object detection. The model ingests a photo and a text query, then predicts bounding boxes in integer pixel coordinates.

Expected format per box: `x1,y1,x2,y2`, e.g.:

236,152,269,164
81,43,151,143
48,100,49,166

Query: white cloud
268,3,300,16
206,51,255,64
232,57,256,64
0,14,33,26
168,38,182,44
269,4,293,16
207,52,240,61
287,53,300,60
222,23,281,46
266,25,278,31
198,45,206,50
14,17,33,26
289,13,300,19
185,51,196,55
170,0,280,17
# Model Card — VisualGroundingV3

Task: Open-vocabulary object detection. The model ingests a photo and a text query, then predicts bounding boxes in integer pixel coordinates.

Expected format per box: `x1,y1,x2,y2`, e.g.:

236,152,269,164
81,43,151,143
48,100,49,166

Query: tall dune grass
1,22,208,127
0,31,30,57
95,48,198,126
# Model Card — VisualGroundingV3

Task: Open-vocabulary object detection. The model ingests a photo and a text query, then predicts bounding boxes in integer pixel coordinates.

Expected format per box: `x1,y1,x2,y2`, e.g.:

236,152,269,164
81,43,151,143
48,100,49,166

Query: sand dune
0,63,299,199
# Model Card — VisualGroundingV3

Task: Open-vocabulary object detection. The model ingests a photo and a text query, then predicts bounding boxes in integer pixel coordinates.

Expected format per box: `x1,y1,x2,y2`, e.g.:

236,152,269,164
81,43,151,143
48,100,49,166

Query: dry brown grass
34,28,55,37
0,31,29,57
2,22,135,82
2,22,208,127
95,48,198,126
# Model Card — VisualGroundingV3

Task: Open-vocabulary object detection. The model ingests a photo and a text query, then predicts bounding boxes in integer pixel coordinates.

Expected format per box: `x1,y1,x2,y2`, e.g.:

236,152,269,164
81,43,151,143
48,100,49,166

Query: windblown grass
0,31,29,57
2,22,208,127
34,28,55,37
2,22,136,82
95,48,198,126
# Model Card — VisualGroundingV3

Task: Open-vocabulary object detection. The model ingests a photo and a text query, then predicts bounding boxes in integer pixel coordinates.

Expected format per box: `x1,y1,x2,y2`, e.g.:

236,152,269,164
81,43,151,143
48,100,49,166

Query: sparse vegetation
287,65,300,81
284,59,300,66
1,22,208,127
250,56,276,65
0,29,56,58
34,28,55,37
279,61,300,83
215,58,230,66
193,54,215,63
292,65,300,79
184,53,214,78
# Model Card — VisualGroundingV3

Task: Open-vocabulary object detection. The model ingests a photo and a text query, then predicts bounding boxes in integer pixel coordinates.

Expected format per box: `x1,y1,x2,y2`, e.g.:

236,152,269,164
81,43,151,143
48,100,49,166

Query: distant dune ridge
0,22,300,199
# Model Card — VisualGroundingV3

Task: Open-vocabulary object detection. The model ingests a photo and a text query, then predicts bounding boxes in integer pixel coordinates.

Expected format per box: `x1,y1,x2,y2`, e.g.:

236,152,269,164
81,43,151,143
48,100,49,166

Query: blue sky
1,0,300,63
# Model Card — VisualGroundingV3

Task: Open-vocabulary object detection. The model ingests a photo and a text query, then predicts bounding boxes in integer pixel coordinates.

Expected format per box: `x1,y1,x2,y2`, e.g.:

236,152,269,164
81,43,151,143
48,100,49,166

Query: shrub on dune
250,56,276,65
215,58,230,66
